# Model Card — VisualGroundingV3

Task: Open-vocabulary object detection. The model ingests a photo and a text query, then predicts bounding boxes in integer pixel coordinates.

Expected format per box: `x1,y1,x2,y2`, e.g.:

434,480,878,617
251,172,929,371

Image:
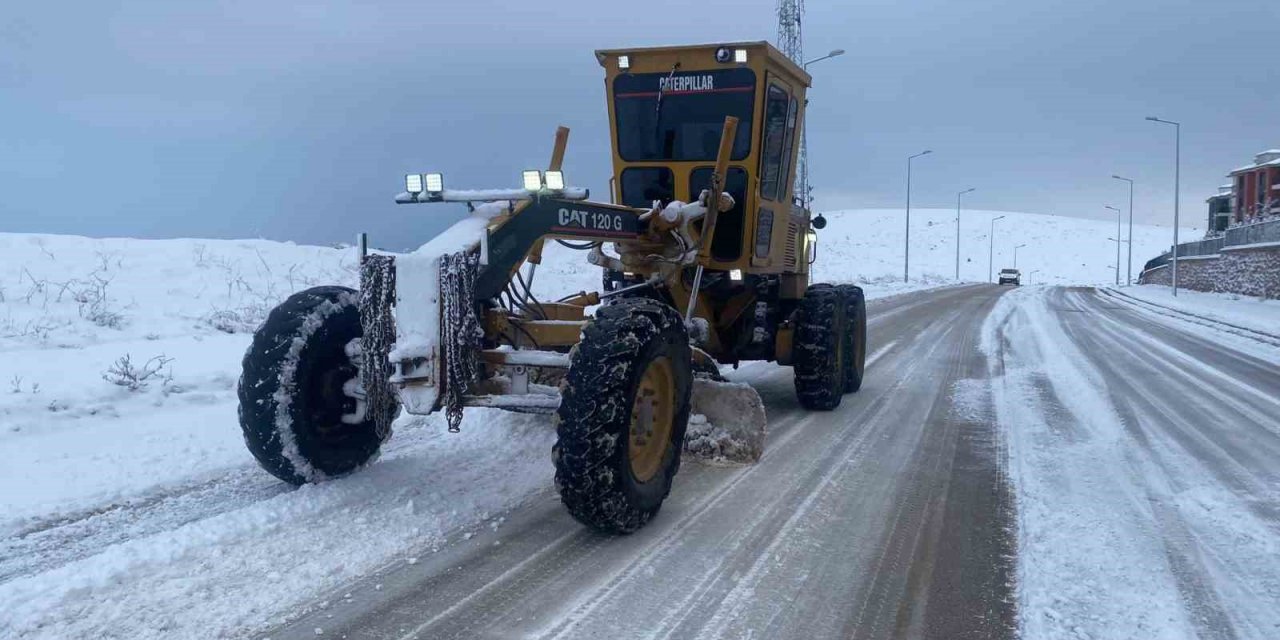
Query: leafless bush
0,316,69,341
34,239,55,260
71,274,124,329
102,354,174,391
203,306,271,334
10,375,22,394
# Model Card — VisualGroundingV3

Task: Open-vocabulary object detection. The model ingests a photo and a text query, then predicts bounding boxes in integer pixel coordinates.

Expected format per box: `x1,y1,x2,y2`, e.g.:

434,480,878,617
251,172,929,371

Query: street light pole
1013,243,1027,269
1106,205,1122,286
955,187,975,281
989,215,1006,282
1113,175,1135,285
905,149,933,282
798,49,845,210
1147,116,1181,296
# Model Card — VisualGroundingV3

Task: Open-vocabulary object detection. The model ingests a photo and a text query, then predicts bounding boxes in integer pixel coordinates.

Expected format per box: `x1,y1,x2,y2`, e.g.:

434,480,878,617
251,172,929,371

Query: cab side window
778,96,799,203
759,84,791,202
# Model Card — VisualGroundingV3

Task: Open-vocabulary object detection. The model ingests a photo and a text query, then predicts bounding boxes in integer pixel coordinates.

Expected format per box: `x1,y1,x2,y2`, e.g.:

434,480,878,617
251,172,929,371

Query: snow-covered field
0,209,1203,638
813,207,1193,287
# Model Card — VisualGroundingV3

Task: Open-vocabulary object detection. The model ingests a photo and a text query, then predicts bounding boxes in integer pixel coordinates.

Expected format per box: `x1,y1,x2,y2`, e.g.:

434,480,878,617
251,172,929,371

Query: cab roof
593,41,811,87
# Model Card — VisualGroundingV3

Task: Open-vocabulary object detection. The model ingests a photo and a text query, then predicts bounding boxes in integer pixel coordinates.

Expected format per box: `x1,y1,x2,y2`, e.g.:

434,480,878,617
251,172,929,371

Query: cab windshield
613,67,755,162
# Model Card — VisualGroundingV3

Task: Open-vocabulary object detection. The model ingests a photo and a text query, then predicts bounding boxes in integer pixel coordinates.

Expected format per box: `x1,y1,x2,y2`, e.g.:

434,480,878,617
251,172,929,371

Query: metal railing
1142,217,1280,274
1224,216,1280,247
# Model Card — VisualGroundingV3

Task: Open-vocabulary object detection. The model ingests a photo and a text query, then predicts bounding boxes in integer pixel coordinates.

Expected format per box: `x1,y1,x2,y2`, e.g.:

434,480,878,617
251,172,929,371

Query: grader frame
237,41,865,535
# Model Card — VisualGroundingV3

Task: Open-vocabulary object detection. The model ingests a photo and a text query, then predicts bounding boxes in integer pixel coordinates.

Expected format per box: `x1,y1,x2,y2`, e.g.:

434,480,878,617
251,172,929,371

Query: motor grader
237,41,867,534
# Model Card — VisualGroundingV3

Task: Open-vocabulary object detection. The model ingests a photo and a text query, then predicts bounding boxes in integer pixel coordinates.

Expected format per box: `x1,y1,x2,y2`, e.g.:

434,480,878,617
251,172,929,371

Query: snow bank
1121,285,1280,336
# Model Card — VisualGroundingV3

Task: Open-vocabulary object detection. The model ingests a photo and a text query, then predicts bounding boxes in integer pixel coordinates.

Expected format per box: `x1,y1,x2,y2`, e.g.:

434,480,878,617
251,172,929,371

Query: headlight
729,269,743,281
405,174,424,194
424,172,444,193
544,170,565,191
522,170,543,191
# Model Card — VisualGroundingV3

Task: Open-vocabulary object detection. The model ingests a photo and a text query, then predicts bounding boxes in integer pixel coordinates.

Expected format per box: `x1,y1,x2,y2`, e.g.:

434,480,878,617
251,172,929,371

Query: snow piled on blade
684,379,767,464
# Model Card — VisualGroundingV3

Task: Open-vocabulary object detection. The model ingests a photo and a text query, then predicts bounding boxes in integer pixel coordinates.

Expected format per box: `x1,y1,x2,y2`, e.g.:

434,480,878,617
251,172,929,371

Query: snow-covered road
265,284,1020,640
4,283,1279,639
985,287,1280,639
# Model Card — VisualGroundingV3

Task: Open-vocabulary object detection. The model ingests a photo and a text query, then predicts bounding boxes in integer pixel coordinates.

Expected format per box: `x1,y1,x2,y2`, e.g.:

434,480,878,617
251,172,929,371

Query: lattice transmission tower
776,0,811,207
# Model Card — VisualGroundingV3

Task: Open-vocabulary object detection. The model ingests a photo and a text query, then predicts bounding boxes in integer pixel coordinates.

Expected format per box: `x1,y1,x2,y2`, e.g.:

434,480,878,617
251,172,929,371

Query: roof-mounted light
715,47,732,63
424,172,444,193
544,170,565,191
734,49,748,63
522,170,543,192
618,55,630,70
405,174,424,194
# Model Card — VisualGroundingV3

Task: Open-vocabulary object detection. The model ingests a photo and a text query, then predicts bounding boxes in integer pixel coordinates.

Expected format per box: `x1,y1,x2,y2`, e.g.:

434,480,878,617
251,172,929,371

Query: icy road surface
267,284,1280,640
5,284,1280,639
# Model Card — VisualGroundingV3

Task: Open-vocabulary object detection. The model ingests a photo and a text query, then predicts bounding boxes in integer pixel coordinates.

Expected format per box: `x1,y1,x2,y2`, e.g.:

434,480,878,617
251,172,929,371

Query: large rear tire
237,286,397,485
793,284,847,410
836,284,868,393
553,297,692,534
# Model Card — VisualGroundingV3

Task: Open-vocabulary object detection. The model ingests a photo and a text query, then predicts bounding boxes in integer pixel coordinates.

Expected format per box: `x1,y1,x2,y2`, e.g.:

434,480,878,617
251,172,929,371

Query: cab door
753,76,801,270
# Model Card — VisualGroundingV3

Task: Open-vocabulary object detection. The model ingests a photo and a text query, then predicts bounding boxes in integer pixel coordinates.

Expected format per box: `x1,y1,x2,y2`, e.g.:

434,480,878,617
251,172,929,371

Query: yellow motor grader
237,41,867,533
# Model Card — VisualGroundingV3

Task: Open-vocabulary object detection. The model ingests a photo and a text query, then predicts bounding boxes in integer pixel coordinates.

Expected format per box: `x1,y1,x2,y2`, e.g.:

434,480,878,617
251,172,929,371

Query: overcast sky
2,0,1274,248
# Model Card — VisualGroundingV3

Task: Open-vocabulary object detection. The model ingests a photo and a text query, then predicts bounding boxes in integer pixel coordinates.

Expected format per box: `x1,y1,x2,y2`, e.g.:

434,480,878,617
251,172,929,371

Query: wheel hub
629,356,675,483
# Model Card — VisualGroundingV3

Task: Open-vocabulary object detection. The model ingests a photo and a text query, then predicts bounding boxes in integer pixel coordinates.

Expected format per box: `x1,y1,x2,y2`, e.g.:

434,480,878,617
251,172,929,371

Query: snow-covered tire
836,284,868,393
793,283,847,410
237,286,396,485
553,297,692,534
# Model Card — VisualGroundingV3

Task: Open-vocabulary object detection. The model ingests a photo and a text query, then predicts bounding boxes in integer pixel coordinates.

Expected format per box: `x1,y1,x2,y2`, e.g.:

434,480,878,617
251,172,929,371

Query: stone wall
1139,244,1280,299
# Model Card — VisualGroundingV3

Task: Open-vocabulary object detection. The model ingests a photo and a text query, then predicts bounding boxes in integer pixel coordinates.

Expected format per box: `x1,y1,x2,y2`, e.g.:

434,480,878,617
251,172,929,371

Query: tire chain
359,255,397,440
439,251,482,432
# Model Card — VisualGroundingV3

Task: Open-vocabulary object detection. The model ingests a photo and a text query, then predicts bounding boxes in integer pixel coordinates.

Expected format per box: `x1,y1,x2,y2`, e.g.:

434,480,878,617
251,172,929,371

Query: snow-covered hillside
812,208,1195,287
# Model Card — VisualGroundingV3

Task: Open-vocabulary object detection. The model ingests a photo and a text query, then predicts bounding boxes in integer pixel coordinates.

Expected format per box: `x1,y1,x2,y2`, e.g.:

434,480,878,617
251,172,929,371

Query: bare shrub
70,274,124,329
102,354,174,391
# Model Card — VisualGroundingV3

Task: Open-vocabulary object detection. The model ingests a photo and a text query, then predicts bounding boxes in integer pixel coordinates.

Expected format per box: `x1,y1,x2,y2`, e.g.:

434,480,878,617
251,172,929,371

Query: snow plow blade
684,378,768,464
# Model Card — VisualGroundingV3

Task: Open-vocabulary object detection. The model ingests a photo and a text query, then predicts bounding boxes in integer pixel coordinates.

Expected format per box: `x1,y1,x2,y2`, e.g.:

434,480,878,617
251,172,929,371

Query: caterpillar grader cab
237,41,868,534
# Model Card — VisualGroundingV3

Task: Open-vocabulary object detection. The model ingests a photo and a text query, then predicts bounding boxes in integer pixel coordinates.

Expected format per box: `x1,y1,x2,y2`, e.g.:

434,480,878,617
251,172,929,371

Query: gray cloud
1,0,1272,247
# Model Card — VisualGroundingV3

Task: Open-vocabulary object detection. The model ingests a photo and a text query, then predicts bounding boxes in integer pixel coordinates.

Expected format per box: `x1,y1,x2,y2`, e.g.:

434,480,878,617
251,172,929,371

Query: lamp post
988,215,1006,282
1013,243,1027,269
1106,238,1127,283
1146,116,1181,296
905,150,933,282
797,49,845,209
956,188,975,280
1106,205,1122,286
1112,175,1135,285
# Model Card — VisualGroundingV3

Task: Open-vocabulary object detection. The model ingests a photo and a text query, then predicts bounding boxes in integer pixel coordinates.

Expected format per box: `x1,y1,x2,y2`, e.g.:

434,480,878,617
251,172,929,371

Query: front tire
553,297,692,534
793,284,847,410
238,286,397,485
